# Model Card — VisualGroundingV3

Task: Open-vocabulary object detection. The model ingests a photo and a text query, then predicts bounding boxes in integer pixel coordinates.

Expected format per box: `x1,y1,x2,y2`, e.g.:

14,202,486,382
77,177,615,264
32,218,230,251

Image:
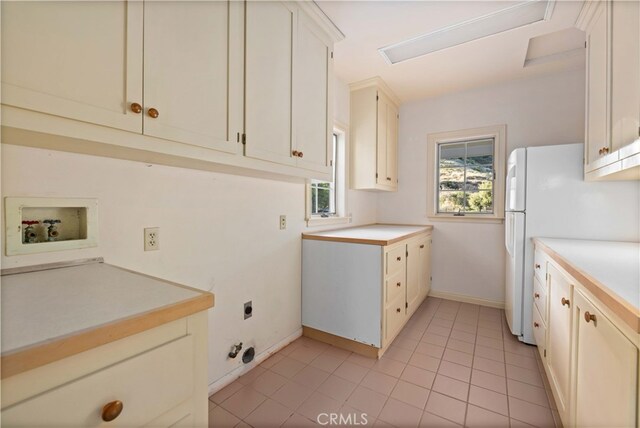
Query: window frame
305,121,351,227
427,125,506,223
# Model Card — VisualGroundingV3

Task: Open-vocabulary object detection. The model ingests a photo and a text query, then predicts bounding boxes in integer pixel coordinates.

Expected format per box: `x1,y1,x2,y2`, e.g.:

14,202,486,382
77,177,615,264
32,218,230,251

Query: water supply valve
228,342,243,359
21,220,39,244
43,219,61,242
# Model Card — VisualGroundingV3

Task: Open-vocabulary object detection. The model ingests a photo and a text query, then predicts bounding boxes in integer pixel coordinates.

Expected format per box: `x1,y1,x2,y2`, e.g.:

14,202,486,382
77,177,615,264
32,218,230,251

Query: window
427,125,506,222
306,123,350,227
310,133,338,217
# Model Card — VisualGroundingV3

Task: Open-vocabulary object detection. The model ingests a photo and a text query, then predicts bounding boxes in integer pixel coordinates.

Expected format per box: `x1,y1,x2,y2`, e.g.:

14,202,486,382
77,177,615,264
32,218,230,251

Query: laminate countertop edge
1,290,214,379
533,238,640,334
302,224,433,246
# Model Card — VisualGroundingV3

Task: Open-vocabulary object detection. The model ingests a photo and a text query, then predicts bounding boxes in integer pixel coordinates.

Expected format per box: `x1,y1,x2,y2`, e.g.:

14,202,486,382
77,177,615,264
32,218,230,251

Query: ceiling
317,0,586,103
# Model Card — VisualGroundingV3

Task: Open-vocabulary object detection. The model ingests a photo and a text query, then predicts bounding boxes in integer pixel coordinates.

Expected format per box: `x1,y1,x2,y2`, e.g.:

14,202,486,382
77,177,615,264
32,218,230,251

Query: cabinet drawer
386,245,405,276
2,335,194,427
385,270,405,304
533,275,547,323
533,249,546,283
532,303,546,360
384,295,406,344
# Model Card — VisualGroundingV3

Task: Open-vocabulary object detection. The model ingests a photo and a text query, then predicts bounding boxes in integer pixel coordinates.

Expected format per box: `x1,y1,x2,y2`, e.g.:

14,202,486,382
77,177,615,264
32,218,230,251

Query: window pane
317,188,331,213
438,167,465,190
467,139,494,165
439,142,466,167
466,190,493,213
438,190,465,212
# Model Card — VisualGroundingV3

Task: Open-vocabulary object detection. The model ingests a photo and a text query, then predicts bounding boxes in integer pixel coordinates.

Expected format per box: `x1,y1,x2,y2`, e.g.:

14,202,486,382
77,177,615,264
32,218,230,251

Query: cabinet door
585,4,609,167
573,290,638,427
294,11,332,173
546,264,573,420
386,103,399,189
245,1,296,166
419,236,432,300
1,1,143,132
143,1,241,153
376,92,390,186
610,0,640,151
406,241,420,314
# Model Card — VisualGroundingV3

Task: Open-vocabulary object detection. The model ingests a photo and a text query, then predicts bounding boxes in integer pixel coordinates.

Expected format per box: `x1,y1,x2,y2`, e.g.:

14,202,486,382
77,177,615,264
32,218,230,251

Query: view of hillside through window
437,138,495,214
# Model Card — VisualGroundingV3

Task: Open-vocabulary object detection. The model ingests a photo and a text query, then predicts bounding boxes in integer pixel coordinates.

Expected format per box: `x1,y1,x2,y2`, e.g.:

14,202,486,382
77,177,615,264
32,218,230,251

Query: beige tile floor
209,298,560,427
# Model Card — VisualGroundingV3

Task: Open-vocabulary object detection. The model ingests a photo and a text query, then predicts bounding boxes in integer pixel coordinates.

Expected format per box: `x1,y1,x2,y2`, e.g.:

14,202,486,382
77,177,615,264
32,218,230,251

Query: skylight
379,0,555,64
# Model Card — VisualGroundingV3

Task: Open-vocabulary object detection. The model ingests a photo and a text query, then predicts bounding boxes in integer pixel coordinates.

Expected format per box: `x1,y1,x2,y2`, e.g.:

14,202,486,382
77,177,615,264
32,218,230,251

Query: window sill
306,216,351,228
427,215,504,224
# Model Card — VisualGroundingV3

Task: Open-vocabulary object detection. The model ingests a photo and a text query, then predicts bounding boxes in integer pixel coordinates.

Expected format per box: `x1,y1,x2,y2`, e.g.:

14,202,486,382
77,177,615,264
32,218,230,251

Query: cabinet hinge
375,172,378,178
376,94,379,101
405,302,408,309
330,160,333,167
638,126,640,137
331,51,334,59
544,349,547,357
584,41,587,48
430,276,432,281
406,250,409,257
242,133,246,145
236,132,240,143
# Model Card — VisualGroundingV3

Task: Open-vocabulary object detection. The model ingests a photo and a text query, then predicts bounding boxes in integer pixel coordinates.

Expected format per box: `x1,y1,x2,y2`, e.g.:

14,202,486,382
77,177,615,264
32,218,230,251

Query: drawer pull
584,311,597,324
147,107,159,118
534,293,540,299
396,282,401,287
561,297,570,308
534,322,539,328
535,264,541,269
396,256,401,261
130,102,142,114
396,308,401,313
102,400,123,422
419,244,425,249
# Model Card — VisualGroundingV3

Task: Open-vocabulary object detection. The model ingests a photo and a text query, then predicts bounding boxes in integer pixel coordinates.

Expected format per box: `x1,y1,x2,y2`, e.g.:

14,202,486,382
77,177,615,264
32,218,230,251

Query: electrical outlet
144,227,159,251
279,215,287,230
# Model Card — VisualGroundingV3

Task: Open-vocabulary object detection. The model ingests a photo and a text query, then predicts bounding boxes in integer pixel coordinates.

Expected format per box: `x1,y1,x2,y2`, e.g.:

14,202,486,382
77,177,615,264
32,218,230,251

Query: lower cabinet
572,290,638,427
0,313,209,427
546,264,573,421
301,231,432,357
533,244,639,427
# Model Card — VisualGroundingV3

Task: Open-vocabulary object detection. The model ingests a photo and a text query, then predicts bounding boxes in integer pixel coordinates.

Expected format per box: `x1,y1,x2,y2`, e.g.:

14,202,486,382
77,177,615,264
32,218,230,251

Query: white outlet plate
279,215,286,230
144,227,159,251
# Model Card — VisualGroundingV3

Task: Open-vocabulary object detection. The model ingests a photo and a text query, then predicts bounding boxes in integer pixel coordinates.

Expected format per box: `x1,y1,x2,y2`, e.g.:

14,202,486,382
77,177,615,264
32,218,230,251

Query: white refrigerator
504,143,639,344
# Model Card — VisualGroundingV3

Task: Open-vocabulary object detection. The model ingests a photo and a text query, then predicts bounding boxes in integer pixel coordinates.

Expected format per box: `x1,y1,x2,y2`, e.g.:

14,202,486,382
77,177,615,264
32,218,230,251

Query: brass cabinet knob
292,150,299,157
130,102,142,114
396,308,401,313
534,322,539,328
101,400,123,422
386,177,391,181
599,148,603,155
419,244,425,249
147,107,159,118
535,264,541,269
561,297,570,307
396,256,401,261
396,282,401,287
584,311,597,324
534,293,540,299
298,151,304,158
603,147,609,154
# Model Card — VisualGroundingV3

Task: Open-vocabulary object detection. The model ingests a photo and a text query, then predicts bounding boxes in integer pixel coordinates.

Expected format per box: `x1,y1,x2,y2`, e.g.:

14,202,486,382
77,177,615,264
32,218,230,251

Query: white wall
377,69,588,305
0,77,377,387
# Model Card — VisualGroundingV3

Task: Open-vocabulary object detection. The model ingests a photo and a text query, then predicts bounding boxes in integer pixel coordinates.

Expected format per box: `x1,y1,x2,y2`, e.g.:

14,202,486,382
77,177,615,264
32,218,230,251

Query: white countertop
535,238,640,311
1,261,205,355
302,224,432,246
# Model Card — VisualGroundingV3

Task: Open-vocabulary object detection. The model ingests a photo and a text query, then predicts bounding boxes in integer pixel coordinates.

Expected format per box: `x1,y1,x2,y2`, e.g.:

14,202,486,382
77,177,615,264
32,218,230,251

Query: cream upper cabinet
294,11,333,174
350,78,401,192
610,0,640,152
1,1,143,133
245,1,296,167
142,1,242,153
546,264,573,421
580,0,640,179
585,2,609,169
1,1,340,181
245,2,333,173
572,290,638,427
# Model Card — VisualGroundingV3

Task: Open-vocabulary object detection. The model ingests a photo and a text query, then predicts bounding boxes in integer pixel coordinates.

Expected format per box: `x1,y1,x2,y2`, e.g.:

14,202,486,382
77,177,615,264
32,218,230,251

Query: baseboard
429,290,505,309
207,328,302,396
